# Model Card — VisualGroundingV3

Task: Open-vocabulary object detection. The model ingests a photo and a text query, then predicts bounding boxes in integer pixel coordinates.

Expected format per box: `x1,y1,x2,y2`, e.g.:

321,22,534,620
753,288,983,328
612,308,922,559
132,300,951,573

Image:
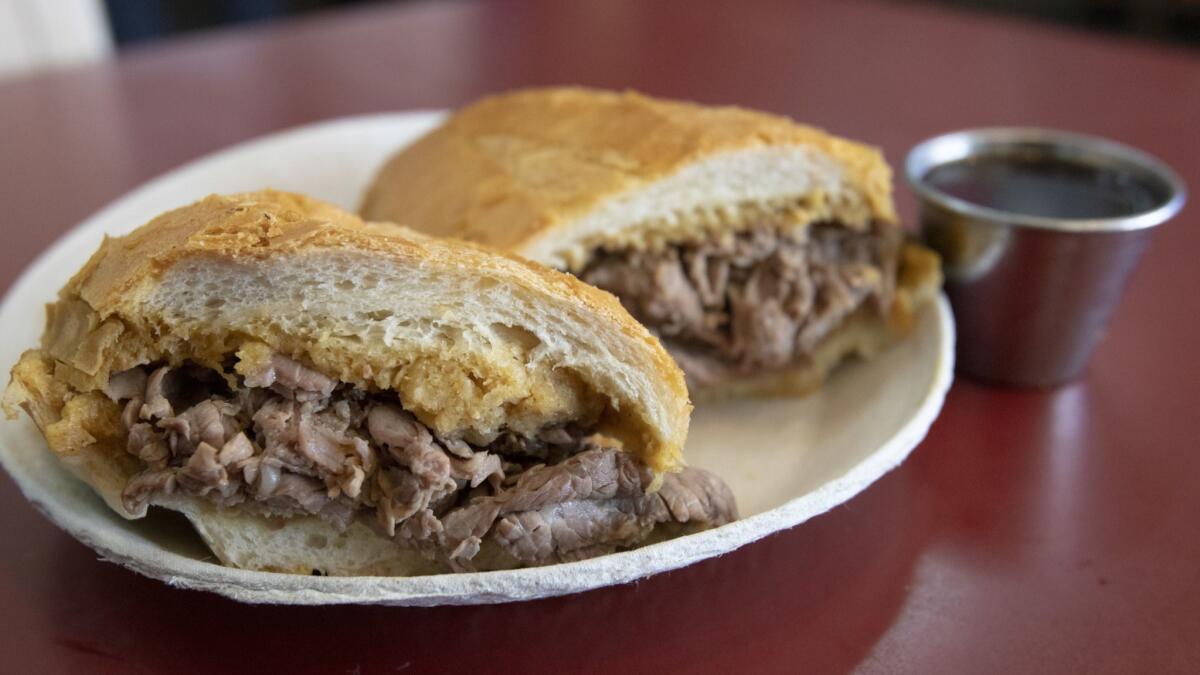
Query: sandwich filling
106,353,736,572
580,221,902,388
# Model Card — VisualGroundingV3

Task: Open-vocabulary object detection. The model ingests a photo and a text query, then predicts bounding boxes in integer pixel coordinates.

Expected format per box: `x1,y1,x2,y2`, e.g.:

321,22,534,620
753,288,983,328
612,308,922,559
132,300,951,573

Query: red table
2,1,1198,672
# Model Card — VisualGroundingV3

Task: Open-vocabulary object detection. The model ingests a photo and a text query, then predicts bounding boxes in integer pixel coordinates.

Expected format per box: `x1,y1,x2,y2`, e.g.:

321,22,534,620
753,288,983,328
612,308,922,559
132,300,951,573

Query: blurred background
1,0,1198,81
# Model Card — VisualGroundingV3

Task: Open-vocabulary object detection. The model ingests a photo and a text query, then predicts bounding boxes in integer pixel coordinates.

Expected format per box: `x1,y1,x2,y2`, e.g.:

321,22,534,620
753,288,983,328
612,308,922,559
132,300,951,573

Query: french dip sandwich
361,88,941,398
5,190,735,575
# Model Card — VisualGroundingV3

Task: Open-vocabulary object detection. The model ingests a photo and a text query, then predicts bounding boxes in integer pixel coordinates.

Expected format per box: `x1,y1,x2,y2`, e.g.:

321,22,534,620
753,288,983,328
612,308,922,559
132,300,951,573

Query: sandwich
4,190,736,575
361,88,941,399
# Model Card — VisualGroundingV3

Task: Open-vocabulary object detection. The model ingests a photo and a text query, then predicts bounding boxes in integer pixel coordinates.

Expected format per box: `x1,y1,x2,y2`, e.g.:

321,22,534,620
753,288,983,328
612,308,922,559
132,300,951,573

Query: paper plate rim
0,113,956,606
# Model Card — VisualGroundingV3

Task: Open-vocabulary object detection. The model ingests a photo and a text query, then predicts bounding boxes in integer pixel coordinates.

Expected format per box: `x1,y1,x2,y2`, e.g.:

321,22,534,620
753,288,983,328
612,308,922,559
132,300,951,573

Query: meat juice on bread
4,190,736,575
361,88,942,399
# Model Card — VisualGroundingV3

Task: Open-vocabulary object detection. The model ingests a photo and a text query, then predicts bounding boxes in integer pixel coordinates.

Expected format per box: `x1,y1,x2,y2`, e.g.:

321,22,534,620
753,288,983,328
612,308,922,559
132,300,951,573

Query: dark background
104,0,1200,48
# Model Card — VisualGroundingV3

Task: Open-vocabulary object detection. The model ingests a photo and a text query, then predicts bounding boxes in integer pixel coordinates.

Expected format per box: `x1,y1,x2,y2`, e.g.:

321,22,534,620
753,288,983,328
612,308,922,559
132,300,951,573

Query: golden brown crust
359,88,936,402
8,190,691,475
360,87,897,255
72,190,622,330
4,350,140,517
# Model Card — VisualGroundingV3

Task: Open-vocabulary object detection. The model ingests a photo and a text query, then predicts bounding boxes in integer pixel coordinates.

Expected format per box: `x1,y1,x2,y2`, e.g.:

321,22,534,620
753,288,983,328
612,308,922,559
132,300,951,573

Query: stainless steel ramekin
906,128,1186,387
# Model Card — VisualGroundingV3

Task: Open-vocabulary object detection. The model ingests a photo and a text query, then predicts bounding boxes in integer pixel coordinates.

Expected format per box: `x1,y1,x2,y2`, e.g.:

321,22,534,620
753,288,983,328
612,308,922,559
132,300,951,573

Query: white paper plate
0,113,955,605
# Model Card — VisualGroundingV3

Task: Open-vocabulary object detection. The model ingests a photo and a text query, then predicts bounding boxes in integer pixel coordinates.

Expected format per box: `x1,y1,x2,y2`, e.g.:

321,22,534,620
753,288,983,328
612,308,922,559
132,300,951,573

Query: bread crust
3,189,706,575
360,88,941,399
8,189,691,473
360,87,897,265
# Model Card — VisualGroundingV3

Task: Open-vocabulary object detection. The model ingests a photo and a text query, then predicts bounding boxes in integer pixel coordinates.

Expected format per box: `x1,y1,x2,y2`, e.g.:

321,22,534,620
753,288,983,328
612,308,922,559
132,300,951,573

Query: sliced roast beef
217,432,255,466
242,352,337,400
177,442,227,494
491,500,645,565
105,357,738,571
375,467,441,535
127,422,169,468
269,473,330,513
140,366,174,420
366,404,432,451
483,424,590,463
159,399,232,456
271,356,337,399
367,403,458,532
123,468,177,513
448,452,503,488
644,461,737,524
579,221,903,386
442,448,736,569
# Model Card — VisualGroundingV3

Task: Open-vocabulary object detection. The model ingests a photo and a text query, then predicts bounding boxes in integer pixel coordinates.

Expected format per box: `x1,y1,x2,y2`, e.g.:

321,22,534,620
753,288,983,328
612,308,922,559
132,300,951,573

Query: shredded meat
580,221,902,387
440,446,736,570
242,352,337,401
111,357,737,570
448,452,503,488
177,442,228,495
140,366,174,420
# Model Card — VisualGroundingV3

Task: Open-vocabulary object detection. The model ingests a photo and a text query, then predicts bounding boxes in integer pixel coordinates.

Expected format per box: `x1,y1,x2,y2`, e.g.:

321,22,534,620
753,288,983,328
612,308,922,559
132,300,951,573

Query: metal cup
906,128,1186,387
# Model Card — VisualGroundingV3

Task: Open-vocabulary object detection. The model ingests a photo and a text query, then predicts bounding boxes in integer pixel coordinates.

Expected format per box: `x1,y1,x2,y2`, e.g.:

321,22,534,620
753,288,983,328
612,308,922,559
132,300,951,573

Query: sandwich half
4,190,735,575
361,87,941,399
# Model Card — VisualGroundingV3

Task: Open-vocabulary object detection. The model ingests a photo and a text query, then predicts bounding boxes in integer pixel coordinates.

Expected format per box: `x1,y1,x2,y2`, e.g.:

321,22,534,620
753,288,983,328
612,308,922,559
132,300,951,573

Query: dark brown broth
924,153,1162,219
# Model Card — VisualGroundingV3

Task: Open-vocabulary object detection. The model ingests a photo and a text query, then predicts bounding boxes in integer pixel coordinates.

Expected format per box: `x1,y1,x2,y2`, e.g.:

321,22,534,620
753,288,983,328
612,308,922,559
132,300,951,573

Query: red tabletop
2,1,1198,672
